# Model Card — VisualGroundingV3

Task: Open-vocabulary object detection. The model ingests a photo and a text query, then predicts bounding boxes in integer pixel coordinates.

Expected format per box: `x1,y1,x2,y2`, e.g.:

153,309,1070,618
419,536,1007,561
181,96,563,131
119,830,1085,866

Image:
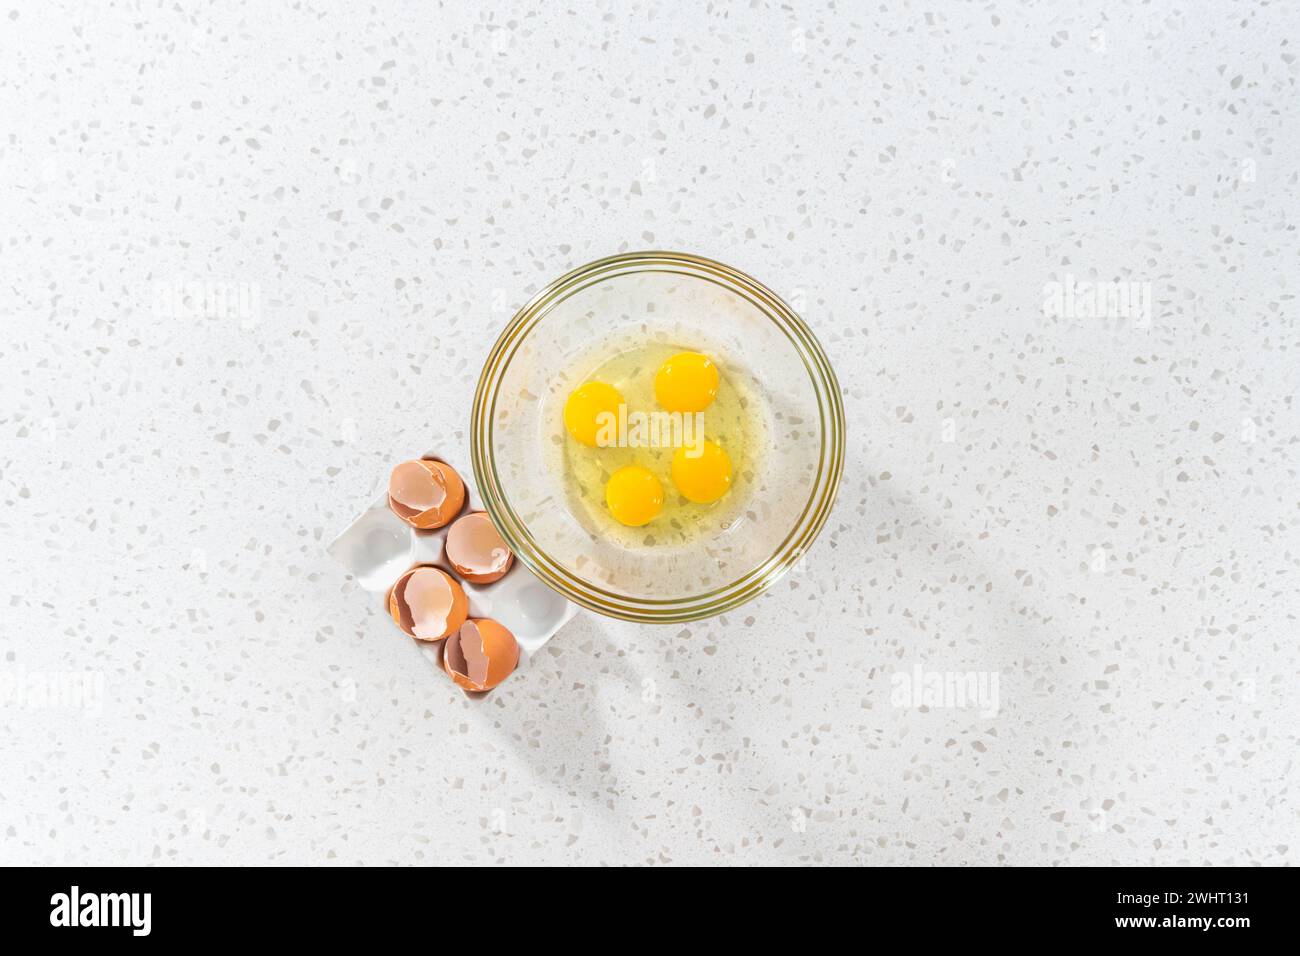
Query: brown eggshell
445,511,515,584
387,459,465,530
387,566,468,642
442,618,519,692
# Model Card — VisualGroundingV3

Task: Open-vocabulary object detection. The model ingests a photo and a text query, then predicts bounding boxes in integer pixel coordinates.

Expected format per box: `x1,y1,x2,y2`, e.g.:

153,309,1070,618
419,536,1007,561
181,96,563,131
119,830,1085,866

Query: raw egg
671,439,733,504
387,565,468,642
654,351,719,413
443,618,519,692
605,464,663,527
388,459,465,529
563,381,624,447
445,511,514,584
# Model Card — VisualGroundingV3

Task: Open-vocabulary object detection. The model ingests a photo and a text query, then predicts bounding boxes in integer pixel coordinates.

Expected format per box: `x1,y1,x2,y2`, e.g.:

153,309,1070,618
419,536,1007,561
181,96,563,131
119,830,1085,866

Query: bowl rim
471,250,846,624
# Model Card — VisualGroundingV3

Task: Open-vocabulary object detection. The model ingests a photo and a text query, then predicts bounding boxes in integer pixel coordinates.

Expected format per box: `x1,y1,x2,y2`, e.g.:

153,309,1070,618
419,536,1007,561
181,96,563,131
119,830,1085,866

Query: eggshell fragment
442,618,519,692
388,459,465,530
445,511,515,584
388,566,468,642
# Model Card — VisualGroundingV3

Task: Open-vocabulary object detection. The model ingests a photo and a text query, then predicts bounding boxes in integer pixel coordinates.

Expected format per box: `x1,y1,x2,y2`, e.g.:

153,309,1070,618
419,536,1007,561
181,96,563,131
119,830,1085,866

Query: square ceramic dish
328,453,579,695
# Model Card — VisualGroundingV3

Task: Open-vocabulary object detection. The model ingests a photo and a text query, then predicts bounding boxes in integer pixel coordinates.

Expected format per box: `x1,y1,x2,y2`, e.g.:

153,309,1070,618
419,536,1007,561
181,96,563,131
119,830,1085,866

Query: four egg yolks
563,381,624,447
654,351,719,413
568,351,733,527
605,465,664,527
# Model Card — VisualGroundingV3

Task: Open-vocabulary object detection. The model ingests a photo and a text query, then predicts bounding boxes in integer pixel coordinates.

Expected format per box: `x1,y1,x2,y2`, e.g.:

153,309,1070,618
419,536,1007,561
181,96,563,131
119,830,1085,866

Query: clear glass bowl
471,251,845,623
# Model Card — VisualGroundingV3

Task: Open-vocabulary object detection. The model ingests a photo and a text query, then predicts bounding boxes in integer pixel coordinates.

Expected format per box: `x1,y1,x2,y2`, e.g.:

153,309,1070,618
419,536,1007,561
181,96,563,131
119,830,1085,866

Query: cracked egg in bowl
471,251,845,624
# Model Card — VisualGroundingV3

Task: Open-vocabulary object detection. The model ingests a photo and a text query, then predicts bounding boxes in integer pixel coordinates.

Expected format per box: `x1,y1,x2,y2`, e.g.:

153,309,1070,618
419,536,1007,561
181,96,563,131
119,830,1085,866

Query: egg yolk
605,465,663,527
671,440,732,504
654,351,719,413
564,381,624,447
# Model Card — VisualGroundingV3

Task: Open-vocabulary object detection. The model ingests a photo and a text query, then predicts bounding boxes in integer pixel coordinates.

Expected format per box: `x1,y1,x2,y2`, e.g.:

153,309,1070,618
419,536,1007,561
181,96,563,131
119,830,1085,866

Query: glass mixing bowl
471,251,845,623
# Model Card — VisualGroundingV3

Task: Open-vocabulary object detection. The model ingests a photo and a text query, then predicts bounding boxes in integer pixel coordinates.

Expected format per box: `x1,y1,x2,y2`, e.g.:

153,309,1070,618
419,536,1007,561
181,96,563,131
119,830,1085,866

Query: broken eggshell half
445,511,515,584
388,565,468,642
442,618,519,692
388,458,466,530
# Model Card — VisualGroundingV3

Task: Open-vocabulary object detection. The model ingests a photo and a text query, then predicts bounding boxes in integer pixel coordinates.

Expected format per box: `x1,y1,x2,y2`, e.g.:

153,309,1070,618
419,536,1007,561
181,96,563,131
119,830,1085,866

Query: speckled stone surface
2,2,1297,865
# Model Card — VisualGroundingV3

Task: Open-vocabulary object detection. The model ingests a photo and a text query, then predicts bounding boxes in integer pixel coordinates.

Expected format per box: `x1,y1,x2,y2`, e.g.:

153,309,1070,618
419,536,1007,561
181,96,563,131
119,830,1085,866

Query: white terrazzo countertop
2,1,1297,865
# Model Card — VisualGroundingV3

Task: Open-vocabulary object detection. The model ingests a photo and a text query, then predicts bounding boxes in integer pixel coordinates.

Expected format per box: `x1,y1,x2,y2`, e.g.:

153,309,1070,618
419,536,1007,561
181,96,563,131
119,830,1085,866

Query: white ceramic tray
328,453,579,693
